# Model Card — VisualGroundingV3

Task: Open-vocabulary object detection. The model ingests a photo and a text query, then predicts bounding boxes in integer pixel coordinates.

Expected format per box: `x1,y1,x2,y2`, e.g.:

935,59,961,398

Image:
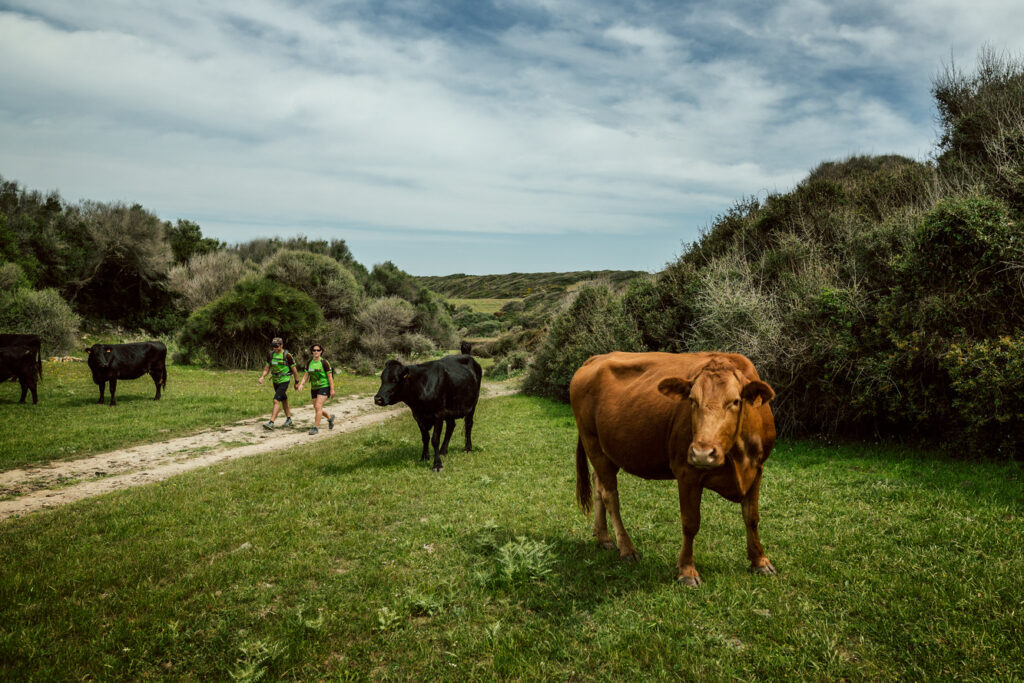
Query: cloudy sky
2,1,1023,276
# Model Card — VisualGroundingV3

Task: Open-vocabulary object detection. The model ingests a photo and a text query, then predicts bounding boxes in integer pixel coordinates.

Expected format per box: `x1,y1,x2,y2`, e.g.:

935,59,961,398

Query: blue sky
2,1,1023,276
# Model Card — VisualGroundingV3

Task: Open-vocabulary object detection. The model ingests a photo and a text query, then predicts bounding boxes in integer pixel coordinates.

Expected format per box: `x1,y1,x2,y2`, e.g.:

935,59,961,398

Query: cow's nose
689,444,719,468
374,395,385,406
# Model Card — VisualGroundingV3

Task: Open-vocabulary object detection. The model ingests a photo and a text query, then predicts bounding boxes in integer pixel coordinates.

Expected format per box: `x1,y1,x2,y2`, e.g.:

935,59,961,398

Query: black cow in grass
0,345,39,404
374,354,482,471
86,341,167,406
0,333,42,379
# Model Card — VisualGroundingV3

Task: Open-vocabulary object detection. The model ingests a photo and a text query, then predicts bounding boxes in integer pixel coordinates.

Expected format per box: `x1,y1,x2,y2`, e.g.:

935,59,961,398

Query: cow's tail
576,436,593,515
36,349,42,380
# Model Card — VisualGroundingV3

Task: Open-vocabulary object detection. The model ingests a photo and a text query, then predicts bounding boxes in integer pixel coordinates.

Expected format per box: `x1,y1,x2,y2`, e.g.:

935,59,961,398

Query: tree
165,219,222,264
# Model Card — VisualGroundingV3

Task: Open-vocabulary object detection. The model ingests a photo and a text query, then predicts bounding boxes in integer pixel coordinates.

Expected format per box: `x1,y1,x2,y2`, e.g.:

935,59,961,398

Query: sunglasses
312,348,322,352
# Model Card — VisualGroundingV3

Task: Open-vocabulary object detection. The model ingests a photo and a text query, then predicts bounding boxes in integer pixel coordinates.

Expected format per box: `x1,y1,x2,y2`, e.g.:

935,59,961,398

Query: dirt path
0,384,517,521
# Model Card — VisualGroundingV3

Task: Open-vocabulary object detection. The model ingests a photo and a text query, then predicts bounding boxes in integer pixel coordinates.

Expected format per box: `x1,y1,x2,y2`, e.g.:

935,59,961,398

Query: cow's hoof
432,465,443,473
677,574,701,588
750,561,777,576
621,552,639,563
597,540,615,551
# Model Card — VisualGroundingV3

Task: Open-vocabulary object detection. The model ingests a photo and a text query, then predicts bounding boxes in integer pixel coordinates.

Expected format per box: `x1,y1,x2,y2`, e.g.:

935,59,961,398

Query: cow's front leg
676,480,703,586
416,418,432,461
97,381,106,404
108,377,117,406
438,418,455,455
742,471,776,576
430,418,444,471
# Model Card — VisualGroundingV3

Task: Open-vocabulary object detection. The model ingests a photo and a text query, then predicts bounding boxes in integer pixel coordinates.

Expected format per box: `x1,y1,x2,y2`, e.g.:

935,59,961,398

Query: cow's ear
401,370,409,380
658,377,693,401
741,380,775,407
85,348,92,354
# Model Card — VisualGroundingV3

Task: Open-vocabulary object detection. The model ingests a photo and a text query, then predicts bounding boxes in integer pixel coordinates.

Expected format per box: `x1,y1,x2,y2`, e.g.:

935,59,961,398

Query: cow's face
85,344,114,370
658,363,774,469
374,360,407,406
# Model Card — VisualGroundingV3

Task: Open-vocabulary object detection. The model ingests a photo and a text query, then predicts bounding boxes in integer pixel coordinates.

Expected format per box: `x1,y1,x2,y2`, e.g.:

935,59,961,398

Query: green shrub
523,284,643,402
944,335,1024,456
261,249,361,320
178,276,323,368
486,350,529,379
0,286,81,354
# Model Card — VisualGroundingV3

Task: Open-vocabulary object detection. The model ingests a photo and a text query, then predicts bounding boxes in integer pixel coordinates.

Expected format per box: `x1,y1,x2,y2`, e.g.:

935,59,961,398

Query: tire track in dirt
0,384,517,521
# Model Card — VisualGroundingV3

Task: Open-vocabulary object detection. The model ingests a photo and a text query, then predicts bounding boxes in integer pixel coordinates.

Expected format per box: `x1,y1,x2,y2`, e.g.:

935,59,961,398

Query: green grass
446,298,521,314
1,395,1022,680
0,361,381,469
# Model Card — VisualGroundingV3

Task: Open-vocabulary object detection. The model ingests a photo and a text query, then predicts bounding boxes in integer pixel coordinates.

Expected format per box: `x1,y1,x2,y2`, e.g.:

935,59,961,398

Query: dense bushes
523,284,642,402
178,277,323,368
521,52,1024,456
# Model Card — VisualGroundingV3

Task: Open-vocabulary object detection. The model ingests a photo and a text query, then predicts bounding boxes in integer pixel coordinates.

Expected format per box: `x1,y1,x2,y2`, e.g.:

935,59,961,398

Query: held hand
258,376,264,385
329,389,335,398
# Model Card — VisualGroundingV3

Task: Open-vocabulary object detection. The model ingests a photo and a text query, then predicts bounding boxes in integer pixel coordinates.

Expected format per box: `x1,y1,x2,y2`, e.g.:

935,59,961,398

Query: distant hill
415,270,646,299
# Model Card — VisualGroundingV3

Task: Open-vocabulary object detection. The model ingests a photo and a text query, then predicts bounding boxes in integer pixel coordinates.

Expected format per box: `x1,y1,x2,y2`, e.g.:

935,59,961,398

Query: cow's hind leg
151,367,163,400
438,418,455,455
18,378,29,404
463,408,475,452
585,444,638,560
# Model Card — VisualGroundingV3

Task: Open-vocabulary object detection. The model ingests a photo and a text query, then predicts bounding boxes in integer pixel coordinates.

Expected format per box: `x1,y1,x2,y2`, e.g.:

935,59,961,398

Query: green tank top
269,350,295,384
306,358,332,389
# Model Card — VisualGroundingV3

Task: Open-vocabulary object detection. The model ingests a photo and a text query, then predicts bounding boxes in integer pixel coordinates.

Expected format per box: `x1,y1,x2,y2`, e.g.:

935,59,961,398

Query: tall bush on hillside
69,201,178,332
178,276,322,368
261,249,362,321
523,284,643,402
934,46,1024,210
165,219,222,265
168,250,252,314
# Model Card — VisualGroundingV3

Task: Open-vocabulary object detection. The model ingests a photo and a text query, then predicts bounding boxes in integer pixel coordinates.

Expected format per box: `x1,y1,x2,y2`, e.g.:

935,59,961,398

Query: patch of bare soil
0,383,517,521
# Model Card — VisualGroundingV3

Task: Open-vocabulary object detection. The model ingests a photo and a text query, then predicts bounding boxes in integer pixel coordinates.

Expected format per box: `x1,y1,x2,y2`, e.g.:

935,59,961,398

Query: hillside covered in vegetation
525,48,1024,457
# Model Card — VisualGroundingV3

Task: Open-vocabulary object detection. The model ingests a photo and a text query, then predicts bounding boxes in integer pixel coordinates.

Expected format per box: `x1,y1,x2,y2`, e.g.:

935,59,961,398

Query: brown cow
571,351,777,586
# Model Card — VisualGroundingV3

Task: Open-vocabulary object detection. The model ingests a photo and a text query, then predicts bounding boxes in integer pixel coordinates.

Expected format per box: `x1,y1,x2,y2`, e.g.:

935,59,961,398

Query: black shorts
311,386,330,399
273,382,290,402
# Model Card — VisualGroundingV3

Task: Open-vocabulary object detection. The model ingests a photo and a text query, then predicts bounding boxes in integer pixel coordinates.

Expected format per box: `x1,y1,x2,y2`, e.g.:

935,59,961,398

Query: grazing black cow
85,341,167,406
0,345,39,404
0,333,42,379
374,354,482,471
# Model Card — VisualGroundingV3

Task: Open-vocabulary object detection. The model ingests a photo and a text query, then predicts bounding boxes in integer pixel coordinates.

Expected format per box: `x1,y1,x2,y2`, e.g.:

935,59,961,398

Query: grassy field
1,394,1021,680
446,298,522,315
0,361,381,470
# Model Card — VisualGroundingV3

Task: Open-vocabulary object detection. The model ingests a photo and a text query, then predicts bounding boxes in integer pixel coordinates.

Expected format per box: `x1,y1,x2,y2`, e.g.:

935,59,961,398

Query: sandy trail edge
1,384,517,521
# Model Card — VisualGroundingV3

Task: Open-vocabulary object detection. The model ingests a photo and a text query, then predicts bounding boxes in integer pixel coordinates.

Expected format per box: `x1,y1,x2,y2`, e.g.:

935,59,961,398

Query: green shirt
306,358,333,389
268,350,296,384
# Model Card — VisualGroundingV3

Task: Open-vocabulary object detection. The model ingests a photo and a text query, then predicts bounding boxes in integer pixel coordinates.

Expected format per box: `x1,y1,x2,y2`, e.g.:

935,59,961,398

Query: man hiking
257,337,299,429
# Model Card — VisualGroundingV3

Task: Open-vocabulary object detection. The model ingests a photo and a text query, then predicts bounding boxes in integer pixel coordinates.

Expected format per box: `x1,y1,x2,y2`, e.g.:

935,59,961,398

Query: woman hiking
296,343,336,435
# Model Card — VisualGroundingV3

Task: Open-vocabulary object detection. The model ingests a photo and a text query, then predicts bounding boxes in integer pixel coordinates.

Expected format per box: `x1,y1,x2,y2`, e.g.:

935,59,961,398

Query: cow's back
437,354,481,414
571,352,722,479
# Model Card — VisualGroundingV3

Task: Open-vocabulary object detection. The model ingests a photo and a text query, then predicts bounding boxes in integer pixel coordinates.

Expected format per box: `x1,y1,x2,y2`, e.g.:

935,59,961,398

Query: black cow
86,341,167,406
460,341,472,355
374,354,482,471
0,333,42,379
0,345,39,404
